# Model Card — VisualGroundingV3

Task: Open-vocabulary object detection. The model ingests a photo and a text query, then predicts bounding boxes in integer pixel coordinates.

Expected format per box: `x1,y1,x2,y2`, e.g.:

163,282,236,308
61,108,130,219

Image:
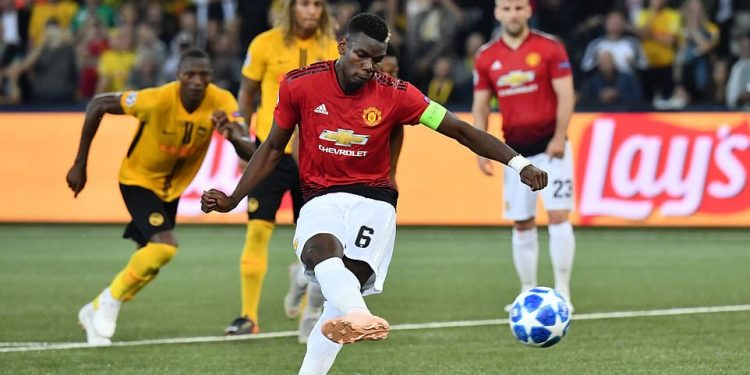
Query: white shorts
503,142,574,221
293,193,397,296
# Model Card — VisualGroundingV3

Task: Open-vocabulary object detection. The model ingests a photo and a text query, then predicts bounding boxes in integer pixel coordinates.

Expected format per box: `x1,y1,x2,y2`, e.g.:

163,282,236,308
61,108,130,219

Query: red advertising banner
0,112,748,226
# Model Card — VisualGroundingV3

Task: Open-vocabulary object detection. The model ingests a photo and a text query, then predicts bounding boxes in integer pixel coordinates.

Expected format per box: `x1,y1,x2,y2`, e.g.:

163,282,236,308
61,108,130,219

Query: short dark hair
178,48,210,69
346,13,390,43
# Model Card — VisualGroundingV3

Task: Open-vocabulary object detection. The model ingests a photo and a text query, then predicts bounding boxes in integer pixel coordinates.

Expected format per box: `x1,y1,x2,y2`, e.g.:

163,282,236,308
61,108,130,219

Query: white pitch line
2,304,749,353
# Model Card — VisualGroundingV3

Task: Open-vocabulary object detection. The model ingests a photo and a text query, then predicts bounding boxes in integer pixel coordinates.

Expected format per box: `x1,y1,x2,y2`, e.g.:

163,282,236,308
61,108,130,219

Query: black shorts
120,184,179,248
246,153,303,222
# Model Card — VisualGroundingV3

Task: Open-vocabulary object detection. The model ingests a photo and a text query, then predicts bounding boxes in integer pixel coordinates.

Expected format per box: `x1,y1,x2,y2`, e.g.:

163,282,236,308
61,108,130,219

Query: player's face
338,32,386,88
377,56,399,78
178,57,212,102
293,0,324,33
495,0,531,37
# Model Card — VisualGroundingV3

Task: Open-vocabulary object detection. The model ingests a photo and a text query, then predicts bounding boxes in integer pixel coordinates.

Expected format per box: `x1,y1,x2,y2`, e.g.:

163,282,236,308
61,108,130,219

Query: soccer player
227,0,339,339
472,0,577,311
66,49,255,346
201,13,547,374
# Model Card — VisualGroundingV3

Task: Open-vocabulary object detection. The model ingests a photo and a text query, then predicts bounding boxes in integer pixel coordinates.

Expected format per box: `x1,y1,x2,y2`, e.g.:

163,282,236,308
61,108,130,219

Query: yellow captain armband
419,100,447,130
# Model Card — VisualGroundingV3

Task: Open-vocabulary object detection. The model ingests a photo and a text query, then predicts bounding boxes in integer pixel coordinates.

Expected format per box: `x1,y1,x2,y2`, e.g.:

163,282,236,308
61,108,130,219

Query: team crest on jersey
148,212,164,226
525,52,541,67
362,106,383,127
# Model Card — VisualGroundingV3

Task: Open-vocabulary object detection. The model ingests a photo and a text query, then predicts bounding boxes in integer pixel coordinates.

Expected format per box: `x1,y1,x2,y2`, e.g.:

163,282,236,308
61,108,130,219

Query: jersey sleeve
273,79,299,130
472,52,492,91
548,41,572,79
120,87,160,118
241,35,266,81
395,82,431,126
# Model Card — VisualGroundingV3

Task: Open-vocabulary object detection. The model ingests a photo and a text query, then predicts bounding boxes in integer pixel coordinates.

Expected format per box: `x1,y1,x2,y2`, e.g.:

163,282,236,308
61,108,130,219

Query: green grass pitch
1,224,749,374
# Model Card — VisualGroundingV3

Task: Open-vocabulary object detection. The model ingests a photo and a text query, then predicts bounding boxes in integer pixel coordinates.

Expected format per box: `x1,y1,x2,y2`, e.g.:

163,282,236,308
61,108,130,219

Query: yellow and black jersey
119,81,243,201
242,27,338,153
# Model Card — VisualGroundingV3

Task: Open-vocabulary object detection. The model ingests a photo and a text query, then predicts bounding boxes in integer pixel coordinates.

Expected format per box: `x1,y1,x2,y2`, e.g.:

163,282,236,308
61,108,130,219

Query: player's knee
240,257,268,277
300,233,344,269
514,218,536,231
150,230,179,247
547,210,570,225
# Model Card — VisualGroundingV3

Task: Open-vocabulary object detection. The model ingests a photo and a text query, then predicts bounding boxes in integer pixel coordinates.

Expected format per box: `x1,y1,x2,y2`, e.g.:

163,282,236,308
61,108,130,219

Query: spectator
1,0,31,53
28,0,78,47
161,31,194,84
95,26,135,93
126,49,159,89
454,31,485,101
210,33,240,93
331,1,360,39
135,24,166,68
635,0,681,102
7,20,77,103
76,17,109,99
406,0,463,88
427,56,456,105
0,17,23,104
672,0,719,105
579,50,643,108
726,33,750,110
70,0,115,35
581,11,648,74
116,2,137,30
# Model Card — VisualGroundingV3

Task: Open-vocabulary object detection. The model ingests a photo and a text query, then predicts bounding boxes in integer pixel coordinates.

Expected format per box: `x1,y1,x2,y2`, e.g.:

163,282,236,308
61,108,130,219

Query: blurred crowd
1,0,750,111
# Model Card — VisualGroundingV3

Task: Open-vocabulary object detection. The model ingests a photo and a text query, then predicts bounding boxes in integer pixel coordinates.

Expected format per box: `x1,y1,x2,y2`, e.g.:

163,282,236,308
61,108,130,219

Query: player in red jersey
201,13,547,374
473,0,577,312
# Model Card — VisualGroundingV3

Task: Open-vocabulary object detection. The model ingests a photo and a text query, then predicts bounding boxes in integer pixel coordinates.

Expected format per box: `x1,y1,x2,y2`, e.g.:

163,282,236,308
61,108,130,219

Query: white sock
512,227,539,292
548,221,575,303
313,258,368,315
99,288,122,307
299,301,343,375
296,262,309,289
305,281,325,316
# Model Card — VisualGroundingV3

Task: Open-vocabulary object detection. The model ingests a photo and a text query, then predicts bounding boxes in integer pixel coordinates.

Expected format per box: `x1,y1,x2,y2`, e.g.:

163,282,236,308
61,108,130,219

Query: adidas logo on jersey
314,104,329,115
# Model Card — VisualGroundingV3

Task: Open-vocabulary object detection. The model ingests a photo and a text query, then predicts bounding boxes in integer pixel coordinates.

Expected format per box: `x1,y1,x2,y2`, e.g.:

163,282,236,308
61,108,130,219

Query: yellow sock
109,242,178,301
240,220,274,323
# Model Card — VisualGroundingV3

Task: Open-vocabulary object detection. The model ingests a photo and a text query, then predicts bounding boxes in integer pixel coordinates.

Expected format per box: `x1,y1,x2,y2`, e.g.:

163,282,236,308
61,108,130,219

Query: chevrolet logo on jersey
319,129,369,147
496,70,536,88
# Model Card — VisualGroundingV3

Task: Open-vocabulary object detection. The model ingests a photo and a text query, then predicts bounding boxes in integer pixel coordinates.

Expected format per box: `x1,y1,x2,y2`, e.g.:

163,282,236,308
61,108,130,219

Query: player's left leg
538,142,576,311
80,185,179,344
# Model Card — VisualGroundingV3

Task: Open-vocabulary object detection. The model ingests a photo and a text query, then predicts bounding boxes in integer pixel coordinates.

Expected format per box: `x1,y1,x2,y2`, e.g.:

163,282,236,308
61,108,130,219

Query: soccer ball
508,287,571,348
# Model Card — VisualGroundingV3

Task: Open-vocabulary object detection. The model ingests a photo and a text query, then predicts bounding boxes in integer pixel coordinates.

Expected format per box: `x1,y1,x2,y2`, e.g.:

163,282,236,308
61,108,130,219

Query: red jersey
473,30,572,156
274,61,430,206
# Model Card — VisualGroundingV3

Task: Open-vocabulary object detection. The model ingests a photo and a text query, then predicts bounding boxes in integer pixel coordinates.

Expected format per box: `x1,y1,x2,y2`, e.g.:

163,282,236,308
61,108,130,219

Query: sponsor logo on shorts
148,212,164,226
248,198,259,213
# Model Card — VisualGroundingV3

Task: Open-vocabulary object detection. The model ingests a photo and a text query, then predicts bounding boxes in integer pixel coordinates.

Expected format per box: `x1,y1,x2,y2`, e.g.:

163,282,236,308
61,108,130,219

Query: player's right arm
472,88,494,176
202,75,298,213
201,121,293,213
66,93,125,197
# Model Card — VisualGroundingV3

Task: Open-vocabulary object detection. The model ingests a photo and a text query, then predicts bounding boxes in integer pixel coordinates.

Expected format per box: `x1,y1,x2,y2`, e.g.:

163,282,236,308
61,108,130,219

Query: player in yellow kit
224,0,338,341
66,49,255,346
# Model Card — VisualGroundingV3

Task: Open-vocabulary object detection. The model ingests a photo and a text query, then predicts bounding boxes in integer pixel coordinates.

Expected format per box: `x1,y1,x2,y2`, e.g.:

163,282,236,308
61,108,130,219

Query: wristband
508,155,531,173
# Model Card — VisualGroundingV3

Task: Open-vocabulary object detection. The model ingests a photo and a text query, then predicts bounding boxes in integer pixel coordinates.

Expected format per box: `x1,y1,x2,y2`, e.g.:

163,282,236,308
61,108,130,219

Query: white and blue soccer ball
508,287,571,348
